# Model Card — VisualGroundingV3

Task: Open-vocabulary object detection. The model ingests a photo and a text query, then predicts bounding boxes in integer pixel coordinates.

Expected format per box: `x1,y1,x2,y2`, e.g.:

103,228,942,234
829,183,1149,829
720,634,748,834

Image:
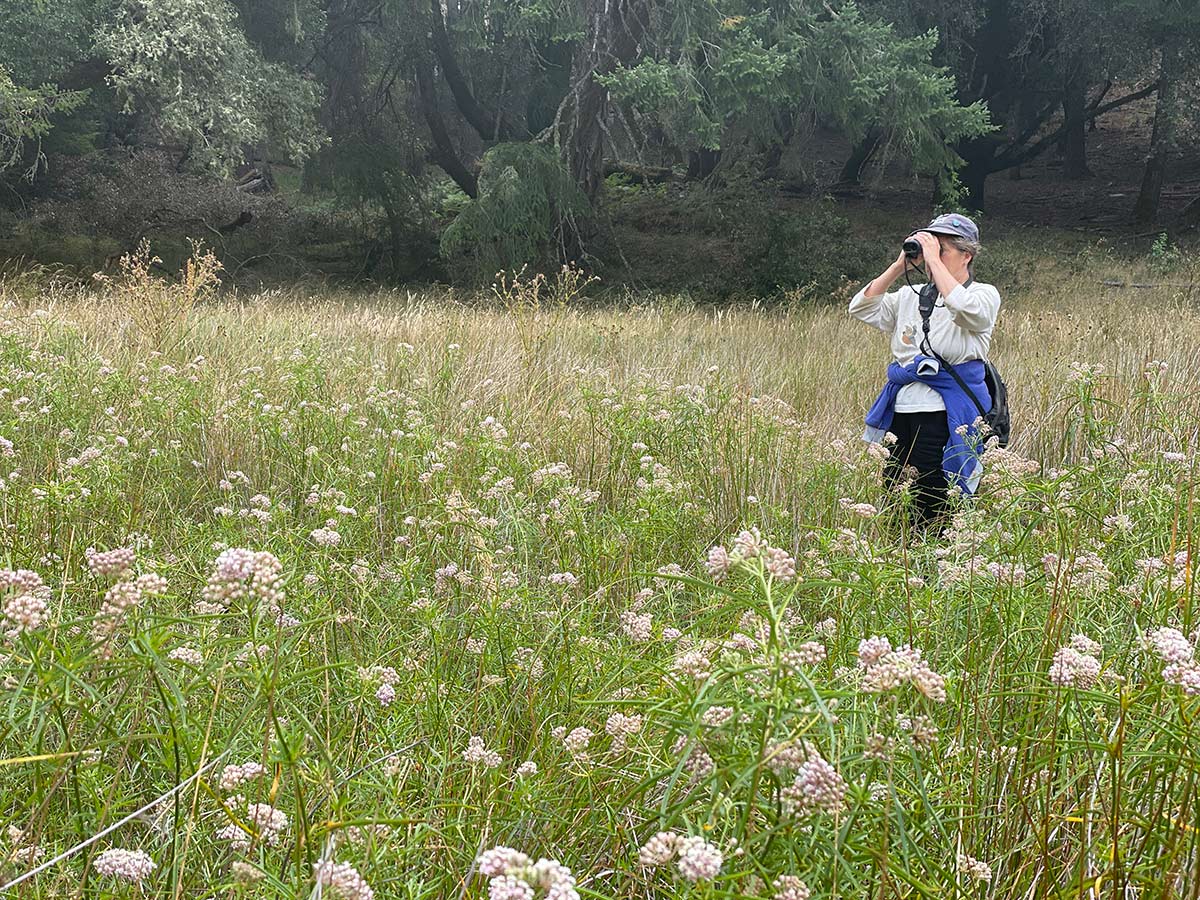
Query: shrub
735,199,886,302
440,143,591,284
2,149,337,281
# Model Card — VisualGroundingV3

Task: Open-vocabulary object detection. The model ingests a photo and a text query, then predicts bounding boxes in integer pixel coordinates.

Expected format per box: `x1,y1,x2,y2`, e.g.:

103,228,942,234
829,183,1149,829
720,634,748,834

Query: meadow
2,243,1200,899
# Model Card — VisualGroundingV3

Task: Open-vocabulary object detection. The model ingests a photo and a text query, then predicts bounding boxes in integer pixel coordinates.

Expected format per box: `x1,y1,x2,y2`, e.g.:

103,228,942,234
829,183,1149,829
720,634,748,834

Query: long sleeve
943,283,1002,334
848,283,900,333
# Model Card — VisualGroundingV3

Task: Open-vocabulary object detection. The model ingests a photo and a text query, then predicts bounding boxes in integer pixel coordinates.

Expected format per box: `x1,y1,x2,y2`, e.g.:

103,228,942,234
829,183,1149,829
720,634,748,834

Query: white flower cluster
85,546,136,577
671,648,712,682
772,874,812,900
476,845,580,900
636,831,723,882
3,592,48,635
705,527,796,583
781,641,827,674
199,548,284,618
168,645,204,665
957,853,993,883
1146,626,1200,694
218,760,267,792
89,556,168,657
619,609,652,642
217,801,288,851
561,726,593,761
311,526,342,547
857,636,947,702
376,682,396,705
1049,634,1103,690
604,713,643,751
463,735,502,768
1,569,51,637
313,859,375,900
5,825,44,866
782,748,849,816
700,706,734,727
838,497,879,519
94,847,156,883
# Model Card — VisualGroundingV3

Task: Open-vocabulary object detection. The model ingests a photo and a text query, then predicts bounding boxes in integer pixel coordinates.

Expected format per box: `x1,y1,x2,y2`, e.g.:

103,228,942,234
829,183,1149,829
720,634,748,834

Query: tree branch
428,0,529,142
414,52,478,197
993,81,1161,171
1087,79,1160,119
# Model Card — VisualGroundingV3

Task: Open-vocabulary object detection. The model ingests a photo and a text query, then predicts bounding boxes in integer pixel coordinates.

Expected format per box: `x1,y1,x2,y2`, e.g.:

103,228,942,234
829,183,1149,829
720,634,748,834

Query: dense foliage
0,0,1196,280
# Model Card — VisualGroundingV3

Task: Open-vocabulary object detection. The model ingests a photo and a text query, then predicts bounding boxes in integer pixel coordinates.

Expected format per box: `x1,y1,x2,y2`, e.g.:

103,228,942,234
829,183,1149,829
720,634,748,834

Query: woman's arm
849,252,909,332
942,283,1001,333
863,253,909,299
911,232,999,333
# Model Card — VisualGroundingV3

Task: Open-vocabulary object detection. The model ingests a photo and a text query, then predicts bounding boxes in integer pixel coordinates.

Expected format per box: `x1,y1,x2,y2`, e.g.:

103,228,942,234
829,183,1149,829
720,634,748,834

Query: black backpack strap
918,282,988,417
936,350,989,418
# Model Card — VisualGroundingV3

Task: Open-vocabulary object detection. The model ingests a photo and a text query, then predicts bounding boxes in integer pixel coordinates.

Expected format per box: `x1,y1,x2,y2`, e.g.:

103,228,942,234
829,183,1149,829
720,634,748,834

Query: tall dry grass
11,250,1200,477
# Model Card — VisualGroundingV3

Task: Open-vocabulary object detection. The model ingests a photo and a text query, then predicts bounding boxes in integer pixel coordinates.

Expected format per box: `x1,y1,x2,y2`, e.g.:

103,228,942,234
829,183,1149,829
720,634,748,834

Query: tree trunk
761,142,783,178
838,126,884,185
379,183,405,278
305,0,370,192
951,136,1000,211
759,110,794,178
561,0,649,202
1088,81,1112,131
428,0,527,141
1180,194,1200,231
1135,45,1181,226
601,160,679,184
687,148,721,181
414,53,479,197
567,69,609,201
1061,73,1092,178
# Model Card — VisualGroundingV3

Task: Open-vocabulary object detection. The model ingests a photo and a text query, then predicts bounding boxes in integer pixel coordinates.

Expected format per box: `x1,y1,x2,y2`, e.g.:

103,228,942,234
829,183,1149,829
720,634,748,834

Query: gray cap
921,213,979,243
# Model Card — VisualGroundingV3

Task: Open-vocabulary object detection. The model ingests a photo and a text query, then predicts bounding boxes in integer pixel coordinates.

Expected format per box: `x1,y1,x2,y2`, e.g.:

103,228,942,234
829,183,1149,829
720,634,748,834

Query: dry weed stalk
100,238,223,352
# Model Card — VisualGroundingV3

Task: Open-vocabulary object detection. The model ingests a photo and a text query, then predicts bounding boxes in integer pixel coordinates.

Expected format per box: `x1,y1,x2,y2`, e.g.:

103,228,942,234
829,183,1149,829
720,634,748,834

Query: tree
1117,0,1200,225
590,3,992,195
440,142,589,278
855,0,1164,210
95,0,327,173
548,0,648,200
0,65,87,178
0,0,98,178
0,0,101,87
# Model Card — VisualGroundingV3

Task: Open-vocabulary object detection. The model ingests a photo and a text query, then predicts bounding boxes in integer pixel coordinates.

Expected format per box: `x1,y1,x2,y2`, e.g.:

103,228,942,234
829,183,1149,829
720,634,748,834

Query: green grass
1,254,1199,899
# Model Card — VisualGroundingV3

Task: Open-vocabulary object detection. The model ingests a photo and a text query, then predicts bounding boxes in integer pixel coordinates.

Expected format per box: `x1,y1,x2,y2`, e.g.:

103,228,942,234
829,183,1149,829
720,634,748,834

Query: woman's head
938,234,981,274
922,213,981,276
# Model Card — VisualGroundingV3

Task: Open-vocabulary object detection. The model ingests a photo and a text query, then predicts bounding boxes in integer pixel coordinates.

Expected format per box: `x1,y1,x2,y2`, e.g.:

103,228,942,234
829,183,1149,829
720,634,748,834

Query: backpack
935,356,1010,448
980,361,1010,448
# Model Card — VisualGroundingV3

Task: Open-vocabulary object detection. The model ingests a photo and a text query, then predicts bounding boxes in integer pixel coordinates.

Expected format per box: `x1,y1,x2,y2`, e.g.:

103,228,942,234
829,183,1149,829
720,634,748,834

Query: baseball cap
920,213,979,243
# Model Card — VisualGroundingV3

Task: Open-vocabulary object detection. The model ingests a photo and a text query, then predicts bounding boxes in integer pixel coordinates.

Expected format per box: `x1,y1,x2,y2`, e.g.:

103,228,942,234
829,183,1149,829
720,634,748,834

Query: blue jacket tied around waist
863,356,991,495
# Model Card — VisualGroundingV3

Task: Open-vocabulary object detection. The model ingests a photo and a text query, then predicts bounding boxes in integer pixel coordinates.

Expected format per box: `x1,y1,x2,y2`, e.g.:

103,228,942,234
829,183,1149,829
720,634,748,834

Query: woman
848,213,1001,533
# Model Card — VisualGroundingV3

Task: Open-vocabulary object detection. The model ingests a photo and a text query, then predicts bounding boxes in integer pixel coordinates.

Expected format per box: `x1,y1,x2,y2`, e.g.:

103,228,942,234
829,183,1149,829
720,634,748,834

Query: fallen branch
600,159,681,184
1100,280,1196,289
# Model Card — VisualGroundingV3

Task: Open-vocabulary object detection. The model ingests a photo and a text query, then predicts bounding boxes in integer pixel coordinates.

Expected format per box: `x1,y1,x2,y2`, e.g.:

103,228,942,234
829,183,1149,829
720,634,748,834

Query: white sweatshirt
849,279,1002,413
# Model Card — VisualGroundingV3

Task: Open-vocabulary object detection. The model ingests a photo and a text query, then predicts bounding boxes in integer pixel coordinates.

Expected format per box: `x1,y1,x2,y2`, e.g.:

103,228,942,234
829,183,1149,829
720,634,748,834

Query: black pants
883,410,951,531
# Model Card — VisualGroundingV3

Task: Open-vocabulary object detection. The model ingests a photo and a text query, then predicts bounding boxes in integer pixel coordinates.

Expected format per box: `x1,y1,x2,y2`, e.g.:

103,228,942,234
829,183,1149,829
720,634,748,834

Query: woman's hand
912,231,943,267
893,247,921,273
867,241,926,297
